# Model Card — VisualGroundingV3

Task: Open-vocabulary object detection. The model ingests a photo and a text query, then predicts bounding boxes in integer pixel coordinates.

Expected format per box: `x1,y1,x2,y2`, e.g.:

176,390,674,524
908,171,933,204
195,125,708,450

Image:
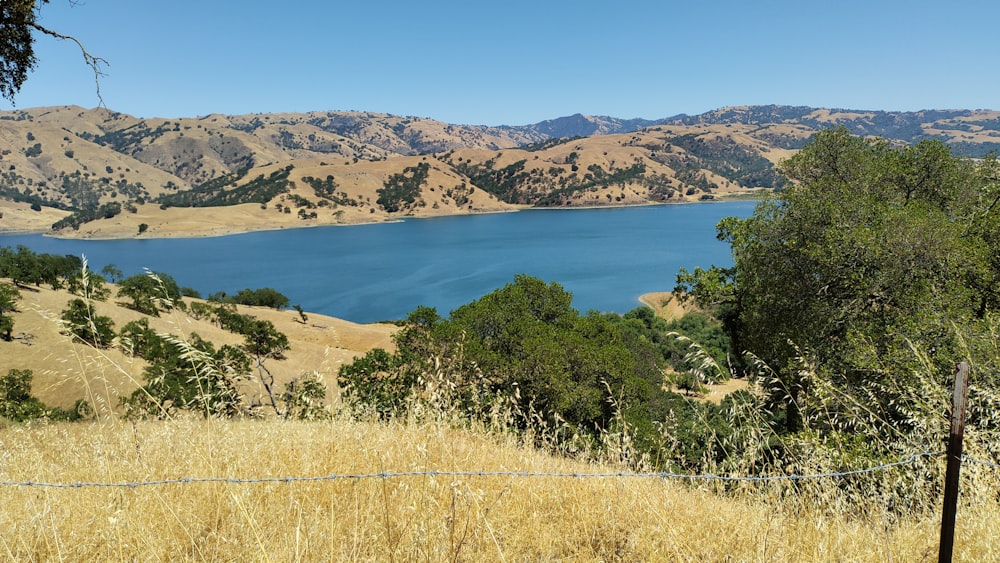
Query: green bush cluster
338,275,735,468
376,162,430,212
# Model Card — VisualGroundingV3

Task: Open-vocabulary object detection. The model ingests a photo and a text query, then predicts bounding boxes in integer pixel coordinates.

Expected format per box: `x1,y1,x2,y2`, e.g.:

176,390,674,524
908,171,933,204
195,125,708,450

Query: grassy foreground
1,417,997,561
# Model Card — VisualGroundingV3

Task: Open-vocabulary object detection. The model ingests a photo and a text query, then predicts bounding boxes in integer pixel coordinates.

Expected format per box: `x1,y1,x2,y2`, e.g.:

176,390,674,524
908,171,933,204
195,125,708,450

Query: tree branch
29,21,107,107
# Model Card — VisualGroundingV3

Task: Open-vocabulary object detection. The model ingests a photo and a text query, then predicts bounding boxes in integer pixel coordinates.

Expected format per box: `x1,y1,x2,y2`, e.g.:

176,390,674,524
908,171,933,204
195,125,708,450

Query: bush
60,298,116,348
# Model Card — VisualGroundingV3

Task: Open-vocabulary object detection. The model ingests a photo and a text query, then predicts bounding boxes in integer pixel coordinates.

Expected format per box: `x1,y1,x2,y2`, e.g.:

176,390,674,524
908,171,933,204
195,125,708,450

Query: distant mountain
519,113,662,138
662,105,1000,156
1,104,997,238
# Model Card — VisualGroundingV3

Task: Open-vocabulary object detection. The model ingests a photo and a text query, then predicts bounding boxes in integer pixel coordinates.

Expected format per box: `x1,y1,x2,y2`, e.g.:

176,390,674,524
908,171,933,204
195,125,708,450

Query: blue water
0,202,754,323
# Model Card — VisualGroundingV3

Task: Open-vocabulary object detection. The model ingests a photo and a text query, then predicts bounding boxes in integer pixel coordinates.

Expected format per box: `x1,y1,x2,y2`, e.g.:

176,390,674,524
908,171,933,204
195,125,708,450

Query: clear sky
9,0,999,125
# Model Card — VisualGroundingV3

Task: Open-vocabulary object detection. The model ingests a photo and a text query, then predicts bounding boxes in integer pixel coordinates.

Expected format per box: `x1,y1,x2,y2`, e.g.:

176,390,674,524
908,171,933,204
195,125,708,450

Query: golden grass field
1,415,998,561
2,283,999,560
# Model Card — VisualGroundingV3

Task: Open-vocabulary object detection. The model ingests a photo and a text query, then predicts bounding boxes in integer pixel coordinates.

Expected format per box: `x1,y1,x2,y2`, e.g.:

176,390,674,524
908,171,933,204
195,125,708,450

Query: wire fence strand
0,451,950,490
964,456,1000,470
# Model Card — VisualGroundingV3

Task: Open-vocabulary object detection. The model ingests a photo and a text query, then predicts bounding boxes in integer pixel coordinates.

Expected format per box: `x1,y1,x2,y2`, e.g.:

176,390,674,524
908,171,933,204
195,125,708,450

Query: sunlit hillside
1,280,395,410
3,104,998,238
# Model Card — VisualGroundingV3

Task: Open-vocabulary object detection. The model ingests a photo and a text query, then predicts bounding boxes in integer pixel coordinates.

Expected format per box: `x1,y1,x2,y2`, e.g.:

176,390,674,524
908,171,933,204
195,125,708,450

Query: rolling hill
0,104,997,237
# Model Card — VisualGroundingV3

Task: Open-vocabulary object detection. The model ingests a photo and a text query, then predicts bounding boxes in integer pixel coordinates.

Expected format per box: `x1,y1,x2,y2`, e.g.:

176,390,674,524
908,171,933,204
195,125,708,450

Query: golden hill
1,105,998,238
1,281,396,410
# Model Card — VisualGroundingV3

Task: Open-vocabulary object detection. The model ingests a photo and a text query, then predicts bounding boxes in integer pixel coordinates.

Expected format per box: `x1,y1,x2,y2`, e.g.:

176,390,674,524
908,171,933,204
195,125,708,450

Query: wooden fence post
938,361,970,563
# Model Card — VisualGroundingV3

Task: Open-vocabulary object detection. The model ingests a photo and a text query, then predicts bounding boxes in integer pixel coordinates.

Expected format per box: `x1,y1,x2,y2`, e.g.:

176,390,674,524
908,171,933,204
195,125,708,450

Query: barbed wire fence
4,450,999,490
2,365,994,560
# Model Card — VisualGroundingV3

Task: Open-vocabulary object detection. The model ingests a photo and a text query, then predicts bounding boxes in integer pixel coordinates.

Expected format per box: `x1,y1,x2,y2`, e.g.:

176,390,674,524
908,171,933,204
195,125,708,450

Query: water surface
0,202,754,323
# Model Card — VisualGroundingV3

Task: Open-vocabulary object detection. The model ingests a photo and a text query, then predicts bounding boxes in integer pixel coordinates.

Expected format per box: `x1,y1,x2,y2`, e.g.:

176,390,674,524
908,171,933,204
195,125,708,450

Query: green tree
242,318,289,360
100,263,123,283
338,347,415,419
676,128,1000,432
65,268,110,301
0,282,20,340
228,287,290,309
122,333,250,418
118,271,182,316
0,0,105,103
340,275,669,451
0,368,46,421
281,372,329,420
60,298,115,347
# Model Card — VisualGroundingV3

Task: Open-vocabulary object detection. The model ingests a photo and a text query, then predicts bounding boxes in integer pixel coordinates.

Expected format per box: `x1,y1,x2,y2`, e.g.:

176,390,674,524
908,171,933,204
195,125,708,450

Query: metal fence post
938,361,970,563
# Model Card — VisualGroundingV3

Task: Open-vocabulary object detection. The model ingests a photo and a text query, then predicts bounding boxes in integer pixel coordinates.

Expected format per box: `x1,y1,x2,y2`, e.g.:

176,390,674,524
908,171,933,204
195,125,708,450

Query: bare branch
29,21,107,108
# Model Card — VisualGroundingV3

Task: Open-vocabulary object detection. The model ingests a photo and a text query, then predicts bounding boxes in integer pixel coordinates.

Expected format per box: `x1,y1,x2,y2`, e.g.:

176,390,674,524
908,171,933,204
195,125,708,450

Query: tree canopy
0,0,104,104
0,0,46,102
677,128,1000,432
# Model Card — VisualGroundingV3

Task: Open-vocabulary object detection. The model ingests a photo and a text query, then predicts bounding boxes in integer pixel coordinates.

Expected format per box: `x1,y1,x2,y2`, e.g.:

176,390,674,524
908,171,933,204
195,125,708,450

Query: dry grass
1,280,396,410
0,416,997,561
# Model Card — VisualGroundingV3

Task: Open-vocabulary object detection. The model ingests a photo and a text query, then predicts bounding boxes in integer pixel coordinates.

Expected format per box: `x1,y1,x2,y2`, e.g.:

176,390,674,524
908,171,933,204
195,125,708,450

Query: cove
0,201,755,323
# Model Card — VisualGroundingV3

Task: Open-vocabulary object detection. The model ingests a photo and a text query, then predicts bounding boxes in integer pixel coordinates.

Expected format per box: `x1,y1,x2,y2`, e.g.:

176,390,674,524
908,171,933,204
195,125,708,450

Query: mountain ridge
1,104,997,238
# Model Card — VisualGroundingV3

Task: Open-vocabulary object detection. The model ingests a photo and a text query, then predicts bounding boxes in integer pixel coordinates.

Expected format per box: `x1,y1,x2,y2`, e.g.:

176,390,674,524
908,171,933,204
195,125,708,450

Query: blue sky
9,0,999,125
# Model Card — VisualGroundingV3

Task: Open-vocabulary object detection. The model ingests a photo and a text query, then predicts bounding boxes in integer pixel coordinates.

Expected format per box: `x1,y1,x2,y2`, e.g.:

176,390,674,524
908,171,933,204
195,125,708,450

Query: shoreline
3,195,760,242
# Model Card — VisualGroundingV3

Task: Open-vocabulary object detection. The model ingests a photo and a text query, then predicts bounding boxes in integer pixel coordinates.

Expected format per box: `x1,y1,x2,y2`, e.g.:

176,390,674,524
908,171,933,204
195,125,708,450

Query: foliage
664,133,786,189
65,268,110,302
281,372,330,420
60,298,115,348
241,318,289,360
100,263,123,283
376,162,429,212
0,369,45,421
450,158,532,203
676,128,1000,435
521,136,584,152
0,282,19,340
0,0,47,101
0,245,81,288
156,166,293,208
339,275,733,466
121,333,251,419
0,368,91,422
301,175,360,206
337,348,412,419
209,287,289,310
117,271,182,316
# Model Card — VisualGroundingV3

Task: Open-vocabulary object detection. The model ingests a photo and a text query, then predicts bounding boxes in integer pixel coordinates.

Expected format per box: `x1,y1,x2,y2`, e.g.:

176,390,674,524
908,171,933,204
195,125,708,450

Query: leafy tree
100,263,123,283
377,162,429,212
0,282,20,340
242,318,289,360
676,128,1000,432
0,245,80,288
0,0,105,103
226,287,290,309
281,372,329,420
293,304,308,323
338,348,415,419
60,298,115,347
65,268,110,301
117,271,182,316
0,369,46,421
121,333,251,418
339,275,674,456
119,317,166,359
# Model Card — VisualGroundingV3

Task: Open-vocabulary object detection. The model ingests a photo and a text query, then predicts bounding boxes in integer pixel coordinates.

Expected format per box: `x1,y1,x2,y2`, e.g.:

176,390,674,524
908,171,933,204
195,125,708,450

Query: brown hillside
1,281,396,410
4,105,998,239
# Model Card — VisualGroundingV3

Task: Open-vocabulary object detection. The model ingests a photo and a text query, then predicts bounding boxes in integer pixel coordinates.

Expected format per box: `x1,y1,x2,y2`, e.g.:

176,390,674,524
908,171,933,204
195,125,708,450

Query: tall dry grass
4,268,1000,560
1,415,998,561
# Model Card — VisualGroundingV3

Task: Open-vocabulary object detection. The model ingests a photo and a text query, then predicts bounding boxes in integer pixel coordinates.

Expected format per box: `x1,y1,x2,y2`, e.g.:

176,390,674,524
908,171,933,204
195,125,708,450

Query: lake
0,202,755,323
